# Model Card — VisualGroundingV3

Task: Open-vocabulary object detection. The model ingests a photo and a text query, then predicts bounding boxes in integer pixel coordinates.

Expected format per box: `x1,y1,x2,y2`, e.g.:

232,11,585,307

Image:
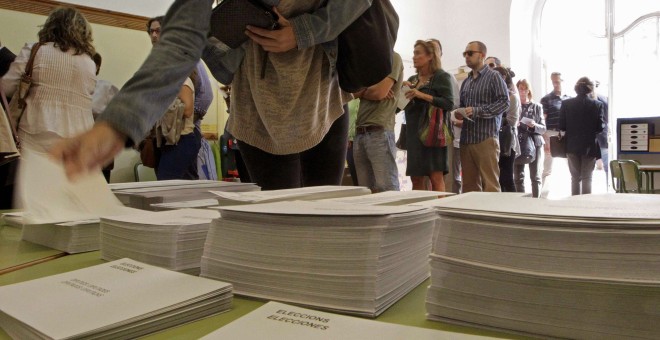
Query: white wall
391,0,513,77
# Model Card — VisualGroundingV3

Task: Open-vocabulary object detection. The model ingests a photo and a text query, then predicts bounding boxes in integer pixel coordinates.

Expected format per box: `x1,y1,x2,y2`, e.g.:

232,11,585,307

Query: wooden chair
611,160,644,193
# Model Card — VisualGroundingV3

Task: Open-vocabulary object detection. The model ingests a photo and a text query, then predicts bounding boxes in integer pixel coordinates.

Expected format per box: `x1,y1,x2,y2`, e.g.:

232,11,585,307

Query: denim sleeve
289,0,372,49
96,0,213,146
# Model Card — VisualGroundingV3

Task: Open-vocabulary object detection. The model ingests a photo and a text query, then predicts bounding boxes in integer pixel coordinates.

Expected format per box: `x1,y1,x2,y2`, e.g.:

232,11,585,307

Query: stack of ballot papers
0,212,24,228
209,185,371,206
424,192,660,339
317,190,452,205
15,150,143,253
200,301,490,340
150,198,221,211
0,259,232,340
100,209,221,274
111,180,260,210
201,201,438,317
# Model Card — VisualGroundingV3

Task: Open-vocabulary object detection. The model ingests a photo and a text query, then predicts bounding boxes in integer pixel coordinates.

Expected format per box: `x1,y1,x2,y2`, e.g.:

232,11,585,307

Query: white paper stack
425,192,660,339
111,180,260,210
0,212,24,228
150,198,221,211
318,190,453,206
201,301,491,340
20,219,99,253
100,209,221,274
0,259,232,340
201,201,438,317
209,185,371,206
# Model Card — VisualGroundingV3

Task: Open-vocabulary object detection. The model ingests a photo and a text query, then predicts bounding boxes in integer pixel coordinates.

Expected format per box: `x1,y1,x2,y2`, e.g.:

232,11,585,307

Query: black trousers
499,151,517,192
238,111,348,190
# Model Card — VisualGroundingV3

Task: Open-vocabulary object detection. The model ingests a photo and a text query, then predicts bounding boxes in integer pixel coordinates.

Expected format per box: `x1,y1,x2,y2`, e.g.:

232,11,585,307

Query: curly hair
38,7,95,57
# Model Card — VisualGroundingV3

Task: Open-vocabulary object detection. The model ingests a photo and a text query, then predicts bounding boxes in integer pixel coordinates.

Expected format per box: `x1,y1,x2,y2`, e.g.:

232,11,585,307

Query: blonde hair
414,40,442,73
38,7,95,57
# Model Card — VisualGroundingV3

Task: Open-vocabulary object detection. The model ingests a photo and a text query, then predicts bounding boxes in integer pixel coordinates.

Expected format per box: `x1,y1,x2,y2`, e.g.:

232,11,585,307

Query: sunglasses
463,50,481,57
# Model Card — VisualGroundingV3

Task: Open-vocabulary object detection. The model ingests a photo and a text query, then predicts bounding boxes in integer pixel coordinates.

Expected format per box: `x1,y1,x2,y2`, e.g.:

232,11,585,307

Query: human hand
246,7,297,52
48,122,126,181
402,81,413,87
405,88,423,100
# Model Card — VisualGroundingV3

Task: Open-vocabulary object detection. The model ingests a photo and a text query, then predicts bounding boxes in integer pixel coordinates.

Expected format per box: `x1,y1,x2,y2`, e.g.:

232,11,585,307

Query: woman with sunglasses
402,40,454,191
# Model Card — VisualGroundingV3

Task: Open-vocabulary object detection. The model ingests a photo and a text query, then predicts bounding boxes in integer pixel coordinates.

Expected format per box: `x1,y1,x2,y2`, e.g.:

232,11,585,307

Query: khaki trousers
460,137,501,193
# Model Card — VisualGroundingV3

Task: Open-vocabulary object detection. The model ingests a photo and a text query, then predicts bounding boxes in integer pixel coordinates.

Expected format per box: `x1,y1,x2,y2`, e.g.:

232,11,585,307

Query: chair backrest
134,162,157,182
615,159,643,193
609,160,622,192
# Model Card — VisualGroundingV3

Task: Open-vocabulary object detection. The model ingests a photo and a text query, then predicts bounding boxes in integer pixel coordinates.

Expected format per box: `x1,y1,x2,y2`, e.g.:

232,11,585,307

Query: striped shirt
459,66,510,145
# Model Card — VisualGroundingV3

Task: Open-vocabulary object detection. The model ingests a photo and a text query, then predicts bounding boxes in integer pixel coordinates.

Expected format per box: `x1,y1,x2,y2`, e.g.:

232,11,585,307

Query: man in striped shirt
455,41,510,192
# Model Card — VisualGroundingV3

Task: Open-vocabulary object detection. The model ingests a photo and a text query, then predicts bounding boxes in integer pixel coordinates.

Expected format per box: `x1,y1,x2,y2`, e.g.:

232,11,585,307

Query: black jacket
559,94,605,158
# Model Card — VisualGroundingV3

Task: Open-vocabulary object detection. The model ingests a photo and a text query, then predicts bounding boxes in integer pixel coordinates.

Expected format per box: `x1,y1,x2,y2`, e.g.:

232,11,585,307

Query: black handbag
550,133,567,158
395,123,407,150
336,0,399,92
209,0,279,49
515,129,537,164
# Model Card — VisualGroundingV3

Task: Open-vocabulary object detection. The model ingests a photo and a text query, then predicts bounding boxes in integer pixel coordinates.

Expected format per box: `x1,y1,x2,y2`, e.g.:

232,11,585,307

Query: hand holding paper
452,108,473,122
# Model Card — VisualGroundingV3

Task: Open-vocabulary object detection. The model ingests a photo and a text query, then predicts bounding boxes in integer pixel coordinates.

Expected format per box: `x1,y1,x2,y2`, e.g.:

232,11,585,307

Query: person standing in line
49,1,373,188
2,7,97,153
91,53,119,183
352,52,403,192
429,38,462,194
514,79,546,197
454,41,510,193
346,98,360,186
492,66,520,192
559,77,605,196
403,40,455,191
540,72,570,188
146,16,212,180
592,80,609,184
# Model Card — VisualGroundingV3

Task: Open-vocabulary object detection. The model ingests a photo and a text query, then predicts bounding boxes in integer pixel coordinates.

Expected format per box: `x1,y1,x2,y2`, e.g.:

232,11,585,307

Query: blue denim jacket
98,0,372,146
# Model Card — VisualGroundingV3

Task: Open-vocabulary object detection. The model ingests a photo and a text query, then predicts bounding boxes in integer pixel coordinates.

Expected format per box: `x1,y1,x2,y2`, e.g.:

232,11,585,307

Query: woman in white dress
2,7,96,153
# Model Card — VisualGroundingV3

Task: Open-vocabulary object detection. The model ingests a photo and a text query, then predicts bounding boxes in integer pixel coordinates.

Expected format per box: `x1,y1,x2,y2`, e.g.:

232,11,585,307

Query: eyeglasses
463,50,481,57
148,28,161,35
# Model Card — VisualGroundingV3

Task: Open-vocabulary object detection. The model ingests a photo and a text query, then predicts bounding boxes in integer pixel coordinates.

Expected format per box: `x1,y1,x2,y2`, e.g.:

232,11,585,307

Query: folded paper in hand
451,108,473,122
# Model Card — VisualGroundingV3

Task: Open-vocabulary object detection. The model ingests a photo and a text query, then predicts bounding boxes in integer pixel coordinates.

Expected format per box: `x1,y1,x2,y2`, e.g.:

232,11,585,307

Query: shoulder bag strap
0,81,20,148
18,42,43,106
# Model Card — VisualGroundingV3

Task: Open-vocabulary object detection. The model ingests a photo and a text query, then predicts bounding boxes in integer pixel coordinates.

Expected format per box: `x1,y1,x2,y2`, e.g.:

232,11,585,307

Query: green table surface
0,250,529,340
0,225,65,274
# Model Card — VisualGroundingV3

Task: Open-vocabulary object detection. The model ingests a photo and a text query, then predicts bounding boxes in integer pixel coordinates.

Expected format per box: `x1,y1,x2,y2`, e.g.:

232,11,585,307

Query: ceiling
58,0,175,18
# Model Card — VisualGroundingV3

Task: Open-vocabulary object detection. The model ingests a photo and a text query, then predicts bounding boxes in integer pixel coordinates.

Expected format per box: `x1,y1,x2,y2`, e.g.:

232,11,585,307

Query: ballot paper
202,201,438,317
520,117,535,125
424,192,660,339
17,150,128,224
396,85,411,110
318,190,453,206
0,259,233,340
201,301,491,340
210,186,371,206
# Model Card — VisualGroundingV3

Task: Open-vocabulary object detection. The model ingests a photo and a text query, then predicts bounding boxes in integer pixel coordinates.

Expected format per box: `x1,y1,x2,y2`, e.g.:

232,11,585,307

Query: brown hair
574,76,594,96
414,40,442,73
38,7,95,57
516,79,534,101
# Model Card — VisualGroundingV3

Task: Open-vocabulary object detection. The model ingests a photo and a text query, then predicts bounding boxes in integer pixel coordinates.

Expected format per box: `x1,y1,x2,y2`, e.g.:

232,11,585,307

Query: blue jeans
353,130,400,192
156,133,201,180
